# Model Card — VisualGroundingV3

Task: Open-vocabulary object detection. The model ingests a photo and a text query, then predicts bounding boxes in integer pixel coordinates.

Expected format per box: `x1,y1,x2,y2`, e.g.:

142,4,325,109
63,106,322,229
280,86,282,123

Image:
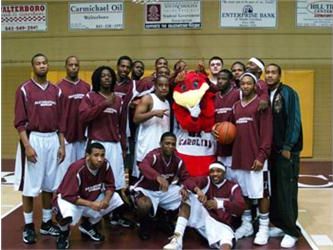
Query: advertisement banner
1,4,47,32
220,0,277,28
69,1,124,30
296,0,333,27
145,0,201,29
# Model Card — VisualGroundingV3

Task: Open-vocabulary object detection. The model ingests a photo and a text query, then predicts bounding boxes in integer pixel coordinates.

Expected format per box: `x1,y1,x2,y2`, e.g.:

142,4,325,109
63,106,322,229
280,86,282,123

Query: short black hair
117,55,133,67
217,69,233,80
160,132,176,143
155,57,168,67
266,63,282,75
86,142,105,154
31,53,48,65
231,61,246,71
91,66,117,92
209,56,224,66
65,55,79,65
133,60,145,68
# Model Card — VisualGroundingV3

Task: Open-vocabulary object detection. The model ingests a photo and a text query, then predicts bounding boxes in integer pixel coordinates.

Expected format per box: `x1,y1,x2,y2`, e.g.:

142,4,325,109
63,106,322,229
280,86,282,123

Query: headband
239,72,258,83
209,162,226,172
249,57,265,72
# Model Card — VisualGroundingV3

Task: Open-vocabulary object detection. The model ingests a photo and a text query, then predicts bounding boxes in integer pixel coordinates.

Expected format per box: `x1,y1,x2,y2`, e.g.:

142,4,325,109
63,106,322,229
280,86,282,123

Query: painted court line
1,202,22,219
297,221,319,250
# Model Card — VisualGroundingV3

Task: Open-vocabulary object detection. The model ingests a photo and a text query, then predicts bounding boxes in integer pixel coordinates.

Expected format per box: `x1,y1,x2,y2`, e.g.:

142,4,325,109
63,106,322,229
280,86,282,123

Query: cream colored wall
2,0,332,160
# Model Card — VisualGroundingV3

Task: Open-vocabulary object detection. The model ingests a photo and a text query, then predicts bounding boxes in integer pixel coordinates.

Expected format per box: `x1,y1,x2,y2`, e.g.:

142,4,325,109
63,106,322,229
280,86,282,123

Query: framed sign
69,1,124,30
296,0,333,27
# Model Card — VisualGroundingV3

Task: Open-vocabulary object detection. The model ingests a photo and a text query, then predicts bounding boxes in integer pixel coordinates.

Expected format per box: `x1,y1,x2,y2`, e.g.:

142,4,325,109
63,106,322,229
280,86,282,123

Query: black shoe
79,222,105,242
138,225,150,240
40,220,60,236
56,230,70,249
23,223,36,244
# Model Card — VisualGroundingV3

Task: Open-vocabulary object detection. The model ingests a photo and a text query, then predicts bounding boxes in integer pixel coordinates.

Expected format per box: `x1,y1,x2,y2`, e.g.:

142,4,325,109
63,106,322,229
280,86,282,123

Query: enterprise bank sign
220,0,277,28
69,1,124,30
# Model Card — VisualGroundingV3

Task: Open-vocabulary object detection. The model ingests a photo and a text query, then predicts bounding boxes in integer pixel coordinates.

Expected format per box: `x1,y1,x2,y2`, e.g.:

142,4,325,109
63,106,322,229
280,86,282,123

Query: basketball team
13,54,303,249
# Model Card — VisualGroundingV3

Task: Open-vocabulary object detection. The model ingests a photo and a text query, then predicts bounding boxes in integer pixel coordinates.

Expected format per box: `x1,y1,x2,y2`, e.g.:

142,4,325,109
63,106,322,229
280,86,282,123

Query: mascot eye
181,84,187,92
193,81,199,89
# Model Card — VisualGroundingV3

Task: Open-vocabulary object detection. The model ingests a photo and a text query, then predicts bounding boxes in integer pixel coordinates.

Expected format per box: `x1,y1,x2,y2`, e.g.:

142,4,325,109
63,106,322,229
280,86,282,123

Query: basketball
215,122,237,144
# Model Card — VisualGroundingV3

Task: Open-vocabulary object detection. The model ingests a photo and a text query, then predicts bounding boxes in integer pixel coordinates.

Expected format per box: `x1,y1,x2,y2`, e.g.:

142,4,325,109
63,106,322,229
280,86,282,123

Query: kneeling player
53,142,123,249
163,162,245,250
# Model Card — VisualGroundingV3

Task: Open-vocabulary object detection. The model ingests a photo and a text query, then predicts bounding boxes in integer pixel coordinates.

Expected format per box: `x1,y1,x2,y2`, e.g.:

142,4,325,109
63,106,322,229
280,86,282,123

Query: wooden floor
1,161,333,249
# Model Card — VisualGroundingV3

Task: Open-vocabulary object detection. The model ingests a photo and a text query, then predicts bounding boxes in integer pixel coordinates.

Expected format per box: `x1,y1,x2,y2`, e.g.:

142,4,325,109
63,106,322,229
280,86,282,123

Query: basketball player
230,73,273,245
130,132,190,240
208,56,224,85
79,66,132,227
132,75,171,179
230,61,246,88
54,142,124,249
131,60,145,81
212,70,240,179
266,64,303,248
163,161,245,250
55,56,91,187
14,53,64,244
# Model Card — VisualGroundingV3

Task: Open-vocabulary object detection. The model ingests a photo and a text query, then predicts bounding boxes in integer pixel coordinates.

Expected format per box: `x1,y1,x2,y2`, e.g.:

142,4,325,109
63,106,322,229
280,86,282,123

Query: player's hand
100,199,109,209
25,145,37,163
58,145,65,164
258,100,269,111
90,201,102,211
251,159,263,171
153,109,169,118
281,150,291,160
196,189,207,204
180,188,189,201
156,176,169,192
204,199,218,210
211,123,220,139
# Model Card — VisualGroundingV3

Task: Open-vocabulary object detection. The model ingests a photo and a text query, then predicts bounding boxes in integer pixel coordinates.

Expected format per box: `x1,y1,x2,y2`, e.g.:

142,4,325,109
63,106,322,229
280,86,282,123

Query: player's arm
57,132,65,163
19,130,37,163
133,94,167,124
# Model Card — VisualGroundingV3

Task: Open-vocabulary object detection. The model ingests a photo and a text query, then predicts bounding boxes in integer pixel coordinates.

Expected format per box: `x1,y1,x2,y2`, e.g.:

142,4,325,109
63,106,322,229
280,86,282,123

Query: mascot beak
173,82,209,108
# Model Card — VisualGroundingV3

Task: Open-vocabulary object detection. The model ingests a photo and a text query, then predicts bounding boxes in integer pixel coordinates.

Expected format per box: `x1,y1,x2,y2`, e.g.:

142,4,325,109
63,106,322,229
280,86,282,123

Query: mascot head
172,71,215,133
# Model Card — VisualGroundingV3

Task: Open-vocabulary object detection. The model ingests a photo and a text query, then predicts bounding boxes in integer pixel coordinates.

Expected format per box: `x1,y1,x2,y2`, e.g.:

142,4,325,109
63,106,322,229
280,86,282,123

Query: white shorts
56,192,123,225
14,132,59,197
131,184,182,216
228,161,268,199
186,193,234,247
55,140,87,189
217,156,233,181
92,140,125,190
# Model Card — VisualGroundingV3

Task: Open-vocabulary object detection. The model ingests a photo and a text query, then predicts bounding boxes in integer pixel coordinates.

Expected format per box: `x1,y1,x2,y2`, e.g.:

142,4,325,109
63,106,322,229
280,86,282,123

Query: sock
174,216,188,237
23,212,33,224
89,217,101,225
242,209,252,223
42,209,52,223
258,212,269,228
59,224,69,232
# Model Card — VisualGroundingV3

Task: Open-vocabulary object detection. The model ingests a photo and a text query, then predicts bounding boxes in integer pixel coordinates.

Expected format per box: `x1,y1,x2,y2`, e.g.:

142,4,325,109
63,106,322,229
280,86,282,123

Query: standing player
132,75,171,179
208,56,224,85
231,73,272,245
130,132,190,240
131,60,145,81
212,70,240,178
55,56,90,187
265,64,303,248
14,53,65,244
163,162,245,250
230,61,246,88
54,142,124,249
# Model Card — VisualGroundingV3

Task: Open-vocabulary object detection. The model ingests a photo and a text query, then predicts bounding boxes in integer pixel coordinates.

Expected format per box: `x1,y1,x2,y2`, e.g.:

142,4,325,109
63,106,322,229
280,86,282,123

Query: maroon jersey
256,79,269,102
79,91,125,148
134,148,190,191
138,75,155,91
214,87,240,157
231,95,272,170
57,78,90,142
184,176,245,227
14,79,64,133
56,158,115,204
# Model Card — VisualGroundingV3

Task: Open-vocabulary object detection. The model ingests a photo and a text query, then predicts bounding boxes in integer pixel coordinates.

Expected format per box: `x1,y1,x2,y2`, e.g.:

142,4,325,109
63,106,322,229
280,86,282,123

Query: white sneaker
269,227,285,237
254,226,269,245
163,233,182,250
280,234,298,248
235,222,253,240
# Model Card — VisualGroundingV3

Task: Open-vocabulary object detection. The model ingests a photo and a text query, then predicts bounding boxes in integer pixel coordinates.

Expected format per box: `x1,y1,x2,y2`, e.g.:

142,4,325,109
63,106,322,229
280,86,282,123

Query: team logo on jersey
34,100,56,107
236,117,253,124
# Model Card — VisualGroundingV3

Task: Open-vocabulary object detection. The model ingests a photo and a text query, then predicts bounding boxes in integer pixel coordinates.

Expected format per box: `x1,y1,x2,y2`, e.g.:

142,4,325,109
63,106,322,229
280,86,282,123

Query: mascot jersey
173,71,216,176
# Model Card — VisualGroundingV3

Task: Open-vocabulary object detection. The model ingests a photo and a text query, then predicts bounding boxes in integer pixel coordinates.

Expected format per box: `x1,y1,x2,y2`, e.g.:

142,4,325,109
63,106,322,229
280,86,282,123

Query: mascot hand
187,103,201,118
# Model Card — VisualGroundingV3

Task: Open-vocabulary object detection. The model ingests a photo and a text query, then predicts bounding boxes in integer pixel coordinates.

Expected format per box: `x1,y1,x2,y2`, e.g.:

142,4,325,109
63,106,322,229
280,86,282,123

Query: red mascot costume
173,71,216,176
